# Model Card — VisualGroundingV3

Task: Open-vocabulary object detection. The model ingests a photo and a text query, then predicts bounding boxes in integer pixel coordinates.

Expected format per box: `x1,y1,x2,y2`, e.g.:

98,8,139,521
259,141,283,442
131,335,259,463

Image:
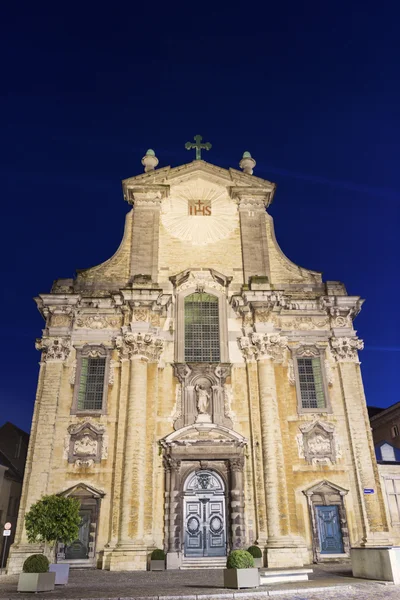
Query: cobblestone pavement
0,563,398,600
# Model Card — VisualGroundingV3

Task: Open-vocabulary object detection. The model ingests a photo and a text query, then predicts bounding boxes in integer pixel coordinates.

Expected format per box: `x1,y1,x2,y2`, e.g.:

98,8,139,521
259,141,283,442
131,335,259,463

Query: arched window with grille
184,292,220,362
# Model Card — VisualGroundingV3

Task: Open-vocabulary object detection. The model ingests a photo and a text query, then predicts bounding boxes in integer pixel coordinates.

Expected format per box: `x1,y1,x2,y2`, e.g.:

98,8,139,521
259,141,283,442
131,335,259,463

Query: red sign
4,522,11,530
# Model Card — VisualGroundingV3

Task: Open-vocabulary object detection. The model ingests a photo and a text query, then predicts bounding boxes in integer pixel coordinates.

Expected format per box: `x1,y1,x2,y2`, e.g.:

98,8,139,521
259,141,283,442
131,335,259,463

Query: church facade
8,148,391,572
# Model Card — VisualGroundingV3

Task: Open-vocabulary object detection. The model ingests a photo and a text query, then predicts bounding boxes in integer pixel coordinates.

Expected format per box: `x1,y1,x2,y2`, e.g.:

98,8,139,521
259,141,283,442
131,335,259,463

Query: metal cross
185,135,212,160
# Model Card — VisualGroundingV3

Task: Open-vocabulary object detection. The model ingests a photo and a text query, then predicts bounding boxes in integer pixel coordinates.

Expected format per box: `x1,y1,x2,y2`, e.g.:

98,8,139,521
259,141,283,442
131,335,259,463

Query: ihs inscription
188,199,211,216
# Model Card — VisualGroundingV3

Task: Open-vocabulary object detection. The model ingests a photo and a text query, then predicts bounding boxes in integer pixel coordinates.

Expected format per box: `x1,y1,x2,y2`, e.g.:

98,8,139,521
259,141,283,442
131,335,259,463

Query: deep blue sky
1,2,399,433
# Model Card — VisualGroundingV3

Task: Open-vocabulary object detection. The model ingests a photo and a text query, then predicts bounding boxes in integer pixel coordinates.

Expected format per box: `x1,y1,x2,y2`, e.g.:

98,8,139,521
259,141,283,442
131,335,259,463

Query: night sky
1,2,399,433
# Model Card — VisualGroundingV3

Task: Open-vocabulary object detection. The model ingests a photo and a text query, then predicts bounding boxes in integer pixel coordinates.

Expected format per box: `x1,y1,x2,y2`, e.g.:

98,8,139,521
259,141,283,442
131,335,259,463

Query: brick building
7,146,391,571
0,422,29,564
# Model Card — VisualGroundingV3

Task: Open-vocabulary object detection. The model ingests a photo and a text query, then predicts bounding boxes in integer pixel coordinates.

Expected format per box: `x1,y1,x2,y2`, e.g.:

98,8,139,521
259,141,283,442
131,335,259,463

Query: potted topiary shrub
17,554,55,592
247,545,263,568
24,495,81,585
150,549,166,571
224,549,260,589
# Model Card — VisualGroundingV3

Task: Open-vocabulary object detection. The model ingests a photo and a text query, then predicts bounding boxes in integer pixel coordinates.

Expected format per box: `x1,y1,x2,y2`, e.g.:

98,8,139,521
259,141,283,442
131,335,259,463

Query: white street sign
4,522,11,530
3,530,11,536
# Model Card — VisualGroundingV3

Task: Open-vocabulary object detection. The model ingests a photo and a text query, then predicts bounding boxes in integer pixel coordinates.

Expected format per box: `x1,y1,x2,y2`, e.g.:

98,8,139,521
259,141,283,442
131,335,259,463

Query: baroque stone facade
7,154,391,572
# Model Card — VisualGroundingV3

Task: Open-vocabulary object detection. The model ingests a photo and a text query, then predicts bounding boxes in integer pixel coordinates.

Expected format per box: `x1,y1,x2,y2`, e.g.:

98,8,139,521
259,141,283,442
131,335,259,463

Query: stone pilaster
231,187,274,285
126,186,167,282
239,333,308,567
108,332,164,570
7,337,70,573
331,336,391,546
229,457,246,549
251,334,290,542
243,358,268,544
105,357,129,554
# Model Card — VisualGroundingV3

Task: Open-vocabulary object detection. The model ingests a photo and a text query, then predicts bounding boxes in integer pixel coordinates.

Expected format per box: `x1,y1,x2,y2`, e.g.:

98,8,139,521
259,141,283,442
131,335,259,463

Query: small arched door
183,470,226,557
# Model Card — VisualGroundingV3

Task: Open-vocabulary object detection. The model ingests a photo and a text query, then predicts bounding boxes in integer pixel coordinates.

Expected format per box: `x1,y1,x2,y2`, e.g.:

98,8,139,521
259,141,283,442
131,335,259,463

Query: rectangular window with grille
297,357,326,409
77,357,106,410
184,292,220,362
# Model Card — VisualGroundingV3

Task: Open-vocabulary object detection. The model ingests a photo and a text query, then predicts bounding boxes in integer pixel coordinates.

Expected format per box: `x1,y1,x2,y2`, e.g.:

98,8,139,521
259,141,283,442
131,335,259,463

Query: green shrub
247,545,262,558
151,549,165,560
23,554,49,573
226,550,254,569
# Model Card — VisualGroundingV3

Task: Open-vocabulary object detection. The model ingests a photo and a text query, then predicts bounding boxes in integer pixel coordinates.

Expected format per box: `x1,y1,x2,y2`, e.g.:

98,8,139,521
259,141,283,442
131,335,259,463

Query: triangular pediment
59,482,105,498
303,479,348,497
122,160,275,192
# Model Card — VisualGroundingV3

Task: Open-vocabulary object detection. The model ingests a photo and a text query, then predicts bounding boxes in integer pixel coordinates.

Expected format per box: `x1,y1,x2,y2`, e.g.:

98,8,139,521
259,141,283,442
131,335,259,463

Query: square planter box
224,568,260,589
49,563,70,584
150,559,165,571
18,572,56,593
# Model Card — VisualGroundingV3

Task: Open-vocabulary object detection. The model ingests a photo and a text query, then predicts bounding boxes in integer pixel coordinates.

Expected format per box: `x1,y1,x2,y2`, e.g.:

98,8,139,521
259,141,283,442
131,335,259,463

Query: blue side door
316,505,343,554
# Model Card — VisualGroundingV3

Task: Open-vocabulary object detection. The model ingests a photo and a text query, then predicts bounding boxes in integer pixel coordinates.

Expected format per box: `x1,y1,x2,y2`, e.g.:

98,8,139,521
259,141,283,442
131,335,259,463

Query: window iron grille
297,357,326,409
78,357,106,410
184,292,220,362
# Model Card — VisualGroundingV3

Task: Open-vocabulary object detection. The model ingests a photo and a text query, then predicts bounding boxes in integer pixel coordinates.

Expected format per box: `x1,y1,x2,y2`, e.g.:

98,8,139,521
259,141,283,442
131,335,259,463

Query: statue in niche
195,384,210,414
73,435,98,456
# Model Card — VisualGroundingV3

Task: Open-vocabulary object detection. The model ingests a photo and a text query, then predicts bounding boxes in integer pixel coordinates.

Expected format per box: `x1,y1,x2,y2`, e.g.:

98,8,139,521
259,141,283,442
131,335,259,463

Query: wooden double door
183,470,227,557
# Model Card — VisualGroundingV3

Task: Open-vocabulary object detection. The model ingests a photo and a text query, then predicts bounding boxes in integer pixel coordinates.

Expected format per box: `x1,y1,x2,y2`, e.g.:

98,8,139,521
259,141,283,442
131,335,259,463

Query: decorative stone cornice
125,185,169,207
238,333,288,362
114,332,164,362
35,337,71,362
330,336,364,363
230,186,275,209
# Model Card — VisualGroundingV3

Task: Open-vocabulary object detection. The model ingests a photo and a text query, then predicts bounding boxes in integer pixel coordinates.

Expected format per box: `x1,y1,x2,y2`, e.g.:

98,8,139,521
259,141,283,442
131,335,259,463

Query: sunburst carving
161,180,238,245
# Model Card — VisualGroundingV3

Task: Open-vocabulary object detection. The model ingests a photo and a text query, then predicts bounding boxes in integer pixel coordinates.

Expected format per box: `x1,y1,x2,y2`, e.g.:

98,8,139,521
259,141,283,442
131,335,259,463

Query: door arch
183,469,227,557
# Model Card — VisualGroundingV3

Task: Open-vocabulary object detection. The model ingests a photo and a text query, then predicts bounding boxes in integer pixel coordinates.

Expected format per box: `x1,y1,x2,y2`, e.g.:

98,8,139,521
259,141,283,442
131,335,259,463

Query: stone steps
259,567,313,584
180,557,227,569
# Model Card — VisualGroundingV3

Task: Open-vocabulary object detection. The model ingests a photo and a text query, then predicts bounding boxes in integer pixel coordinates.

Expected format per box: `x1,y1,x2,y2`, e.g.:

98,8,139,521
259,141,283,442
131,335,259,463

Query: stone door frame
57,483,105,566
161,424,247,569
303,480,350,562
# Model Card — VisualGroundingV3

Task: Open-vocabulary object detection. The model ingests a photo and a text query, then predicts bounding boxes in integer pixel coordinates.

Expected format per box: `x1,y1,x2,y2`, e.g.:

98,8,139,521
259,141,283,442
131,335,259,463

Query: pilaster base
103,544,149,571
6,544,43,574
351,547,400,584
359,532,393,547
266,537,309,568
166,551,182,569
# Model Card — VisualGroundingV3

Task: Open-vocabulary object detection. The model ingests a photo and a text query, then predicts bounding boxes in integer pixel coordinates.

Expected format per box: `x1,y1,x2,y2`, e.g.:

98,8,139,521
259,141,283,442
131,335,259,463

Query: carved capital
330,336,364,363
238,336,256,362
35,337,71,362
250,333,288,362
114,331,164,362
230,456,245,472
